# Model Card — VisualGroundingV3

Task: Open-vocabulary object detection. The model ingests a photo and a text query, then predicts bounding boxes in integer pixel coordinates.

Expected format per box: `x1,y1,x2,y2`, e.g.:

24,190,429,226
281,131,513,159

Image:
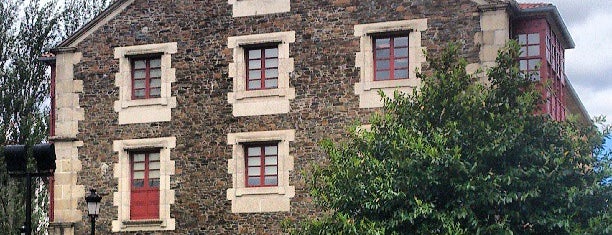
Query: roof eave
517,5,575,49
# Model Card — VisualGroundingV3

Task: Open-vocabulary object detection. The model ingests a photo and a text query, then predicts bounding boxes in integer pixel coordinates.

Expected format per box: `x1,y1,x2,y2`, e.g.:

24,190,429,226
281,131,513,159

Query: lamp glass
87,200,100,216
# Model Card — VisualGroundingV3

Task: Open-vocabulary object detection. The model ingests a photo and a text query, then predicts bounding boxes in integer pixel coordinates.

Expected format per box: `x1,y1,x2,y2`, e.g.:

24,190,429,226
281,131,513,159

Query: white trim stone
227,32,296,116
113,42,178,124
354,19,428,108
228,0,290,17
49,51,85,235
226,130,295,213
112,137,176,232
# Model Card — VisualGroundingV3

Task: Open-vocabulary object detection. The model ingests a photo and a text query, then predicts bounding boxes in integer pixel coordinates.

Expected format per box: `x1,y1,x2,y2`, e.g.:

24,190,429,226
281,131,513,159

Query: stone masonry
47,0,574,234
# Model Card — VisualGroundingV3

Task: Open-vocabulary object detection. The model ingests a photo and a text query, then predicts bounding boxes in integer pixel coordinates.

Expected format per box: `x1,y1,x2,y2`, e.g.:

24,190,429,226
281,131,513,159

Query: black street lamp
85,189,102,235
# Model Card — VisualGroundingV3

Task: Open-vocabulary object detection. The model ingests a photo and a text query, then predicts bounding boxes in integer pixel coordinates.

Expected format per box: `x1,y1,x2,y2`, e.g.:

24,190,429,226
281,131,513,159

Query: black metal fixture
3,143,56,235
85,189,102,235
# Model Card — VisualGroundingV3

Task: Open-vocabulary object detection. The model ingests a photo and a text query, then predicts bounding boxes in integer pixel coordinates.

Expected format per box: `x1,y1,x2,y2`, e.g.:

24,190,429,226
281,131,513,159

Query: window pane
248,177,260,186
394,69,408,79
265,78,278,88
248,50,261,59
529,59,540,70
248,70,261,79
376,71,390,80
375,38,390,48
133,179,144,188
395,58,408,68
134,154,146,162
134,60,146,69
265,48,278,58
149,162,160,170
134,89,145,98
149,153,160,161
248,80,261,90
133,163,145,171
265,156,277,165
265,58,278,68
528,33,539,44
394,37,408,47
520,46,527,57
265,69,278,78
150,58,161,68
150,88,161,97
376,60,390,70
528,45,539,56
248,157,261,166
150,68,162,78
247,147,260,156
264,176,277,185
249,60,261,69
265,146,277,155
134,80,146,89
248,167,261,176
149,178,160,187
133,171,145,179
150,78,161,88
520,60,527,70
376,49,390,59
265,166,277,175
518,34,527,44
395,47,408,57
134,70,146,79
149,170,160,178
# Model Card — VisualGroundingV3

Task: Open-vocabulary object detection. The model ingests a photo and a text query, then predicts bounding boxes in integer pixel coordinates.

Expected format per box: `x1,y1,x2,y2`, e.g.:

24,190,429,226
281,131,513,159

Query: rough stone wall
71,0,484,233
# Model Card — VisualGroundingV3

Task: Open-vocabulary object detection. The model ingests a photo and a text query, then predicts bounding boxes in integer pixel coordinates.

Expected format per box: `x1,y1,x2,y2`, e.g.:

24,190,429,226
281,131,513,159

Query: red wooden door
130,152,160,220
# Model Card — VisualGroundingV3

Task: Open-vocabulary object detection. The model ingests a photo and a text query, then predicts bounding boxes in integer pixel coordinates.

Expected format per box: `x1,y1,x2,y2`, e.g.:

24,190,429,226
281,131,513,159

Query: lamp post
85,189,102,235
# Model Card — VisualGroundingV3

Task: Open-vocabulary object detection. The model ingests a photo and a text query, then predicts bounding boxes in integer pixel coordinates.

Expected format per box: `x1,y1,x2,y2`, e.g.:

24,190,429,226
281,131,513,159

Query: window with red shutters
518,33,541,80
245,144,278,187
246,47,279,90
373,35,409,81
131,57,162,99
130,152,160,220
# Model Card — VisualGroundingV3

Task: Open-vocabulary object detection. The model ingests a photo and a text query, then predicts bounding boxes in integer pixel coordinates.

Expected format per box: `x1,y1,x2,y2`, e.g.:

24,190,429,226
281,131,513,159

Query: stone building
44,0,588,234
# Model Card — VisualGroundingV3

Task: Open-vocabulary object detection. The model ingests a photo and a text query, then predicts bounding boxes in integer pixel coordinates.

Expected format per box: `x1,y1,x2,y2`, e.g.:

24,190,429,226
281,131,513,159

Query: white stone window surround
113,42,178,125
112,137,176,232
354,19,428,108
227,130,295,213
228,0,290,17
227,31,296,117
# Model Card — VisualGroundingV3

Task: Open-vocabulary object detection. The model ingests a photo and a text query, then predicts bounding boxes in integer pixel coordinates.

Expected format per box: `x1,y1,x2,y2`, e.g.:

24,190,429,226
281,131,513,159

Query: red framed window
374,35,409,81
518,33,541,80
245,144,278,187
130,152,160,220
246,46,279,90
132,57,162,99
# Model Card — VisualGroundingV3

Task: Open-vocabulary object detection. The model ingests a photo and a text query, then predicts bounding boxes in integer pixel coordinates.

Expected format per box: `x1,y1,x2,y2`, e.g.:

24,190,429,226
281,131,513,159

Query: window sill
120,97,172,109
113,97,177,124
230,87,295,101
122,219,163,227
234,185,288,196
358,78,420,91
227,88,295,117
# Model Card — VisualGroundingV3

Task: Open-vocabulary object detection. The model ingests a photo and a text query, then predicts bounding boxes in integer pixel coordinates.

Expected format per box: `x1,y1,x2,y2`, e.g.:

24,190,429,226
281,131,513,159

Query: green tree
1,0,112,233
288,43,611,234
59,0,115,39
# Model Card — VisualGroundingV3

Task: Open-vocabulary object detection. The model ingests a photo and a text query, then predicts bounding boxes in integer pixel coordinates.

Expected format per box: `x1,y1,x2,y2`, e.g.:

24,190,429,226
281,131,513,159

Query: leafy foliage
0,0,111,233
288,43,611,234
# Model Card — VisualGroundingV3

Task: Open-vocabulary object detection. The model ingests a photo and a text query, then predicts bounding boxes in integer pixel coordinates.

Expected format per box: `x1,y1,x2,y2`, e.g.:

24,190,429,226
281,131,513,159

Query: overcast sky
532,0,612,125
